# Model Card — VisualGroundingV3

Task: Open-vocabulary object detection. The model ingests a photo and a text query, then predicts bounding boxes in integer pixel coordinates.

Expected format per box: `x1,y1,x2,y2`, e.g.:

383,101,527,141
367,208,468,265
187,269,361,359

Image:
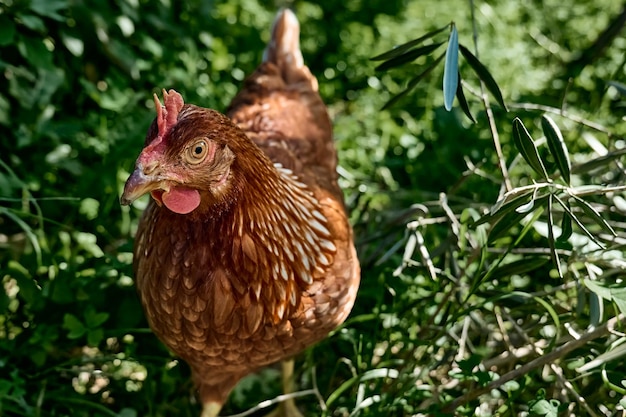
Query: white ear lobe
221,145,235,163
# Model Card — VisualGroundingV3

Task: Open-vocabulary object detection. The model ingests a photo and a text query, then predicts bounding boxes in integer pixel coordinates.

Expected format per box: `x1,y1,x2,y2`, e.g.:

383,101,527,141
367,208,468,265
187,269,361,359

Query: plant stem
468,0,512,193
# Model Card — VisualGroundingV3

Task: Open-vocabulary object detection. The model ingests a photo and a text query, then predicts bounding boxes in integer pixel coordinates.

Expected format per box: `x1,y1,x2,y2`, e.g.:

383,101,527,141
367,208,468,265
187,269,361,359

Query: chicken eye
185,140,208,164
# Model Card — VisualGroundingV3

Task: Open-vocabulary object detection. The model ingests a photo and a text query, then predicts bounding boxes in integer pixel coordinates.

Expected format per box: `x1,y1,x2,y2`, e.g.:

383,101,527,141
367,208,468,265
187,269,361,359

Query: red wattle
161,187,201,214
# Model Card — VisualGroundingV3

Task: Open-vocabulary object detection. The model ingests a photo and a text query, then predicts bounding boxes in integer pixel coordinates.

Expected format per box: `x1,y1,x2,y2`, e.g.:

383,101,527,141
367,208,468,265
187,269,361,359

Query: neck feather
222,161,337,324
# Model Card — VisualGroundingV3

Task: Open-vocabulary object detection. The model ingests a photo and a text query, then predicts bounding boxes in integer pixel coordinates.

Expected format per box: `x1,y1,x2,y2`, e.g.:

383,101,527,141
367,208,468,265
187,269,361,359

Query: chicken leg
265,359,305,417
200,360,303,417
201,402,222,417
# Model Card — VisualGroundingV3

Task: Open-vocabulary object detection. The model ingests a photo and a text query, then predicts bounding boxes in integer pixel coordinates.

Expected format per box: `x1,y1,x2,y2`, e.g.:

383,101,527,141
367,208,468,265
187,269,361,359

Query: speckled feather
129,9,360,410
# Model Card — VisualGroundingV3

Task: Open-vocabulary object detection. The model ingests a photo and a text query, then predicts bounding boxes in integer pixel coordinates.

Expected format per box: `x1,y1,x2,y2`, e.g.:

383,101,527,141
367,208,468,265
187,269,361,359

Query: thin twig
508,102,619,137
223,389,318,417
310,366,328,412
455,315,471,362
494,307,514,356
442,314,625,412
498,182,626,201
468,0,512,193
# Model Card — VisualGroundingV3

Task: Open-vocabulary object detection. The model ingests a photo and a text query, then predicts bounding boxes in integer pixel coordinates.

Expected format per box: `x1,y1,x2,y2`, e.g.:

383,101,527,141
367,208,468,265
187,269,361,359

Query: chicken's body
121,9,359,416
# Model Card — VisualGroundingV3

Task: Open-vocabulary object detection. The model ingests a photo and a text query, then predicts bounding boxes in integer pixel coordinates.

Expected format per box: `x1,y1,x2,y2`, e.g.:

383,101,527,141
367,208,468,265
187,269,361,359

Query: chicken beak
120,166,161,205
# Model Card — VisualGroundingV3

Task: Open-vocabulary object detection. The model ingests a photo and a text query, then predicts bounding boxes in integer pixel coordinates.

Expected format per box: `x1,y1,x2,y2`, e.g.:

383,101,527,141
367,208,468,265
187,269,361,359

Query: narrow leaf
459,43,508,111
516,188,538,213
382,53,445,109
455,73,476,122
546,195,563,279
375,42,444,71
515,199,535,213
371,24,449,61
541,115,571,184
553,195,605,249
473,188,537,227
589,291,603,326
610,287,626,317
488,209,530,243
572,147,626,174
512,117,549,180
443,24,459,111
583,278,612,300
0,207,42,266
570,195,617,236
558,203,573,242
490,257,550,282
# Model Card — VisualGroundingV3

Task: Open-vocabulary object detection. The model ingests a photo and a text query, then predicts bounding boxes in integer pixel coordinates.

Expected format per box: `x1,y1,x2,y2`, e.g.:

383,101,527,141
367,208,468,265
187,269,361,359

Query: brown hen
120,9,360,417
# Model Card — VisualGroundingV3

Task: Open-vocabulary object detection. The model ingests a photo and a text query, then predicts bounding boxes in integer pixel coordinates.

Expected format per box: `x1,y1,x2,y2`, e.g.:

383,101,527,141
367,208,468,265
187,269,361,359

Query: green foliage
2,0,626,416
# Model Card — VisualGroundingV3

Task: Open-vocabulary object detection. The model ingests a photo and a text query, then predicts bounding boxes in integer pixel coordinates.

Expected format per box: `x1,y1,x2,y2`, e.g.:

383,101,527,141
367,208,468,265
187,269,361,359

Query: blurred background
2,0,626,415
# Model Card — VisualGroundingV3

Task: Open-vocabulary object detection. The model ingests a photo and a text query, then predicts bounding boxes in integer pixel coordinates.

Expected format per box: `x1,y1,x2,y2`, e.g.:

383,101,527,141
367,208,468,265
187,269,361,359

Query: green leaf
17,14,46,32
589,291,603,326
459,43,508,110
473,188,546,232
33,67,66,108
546,195,563,279
515,189,537,213
29,0,68,21
374,42,444,71
382,53,445,109
0,203,40,261
8,261,44,310
87,328,104,347
541,115,571,184
529,399,560,417
553,195,605,249
118,409,138,417
84,306,110,328
583,280,626,317
611,288,626,316
558,202,573,242
569,195,617,236
490,257,550,282
0,16,16,46
63,314,87,339
584,279,613,300
455,72,476,122
17,36,54,70
443,24,458,111
572,147,626,174
488,208,530,243
487,188,536,218
512,117,549,180
370,23,449,61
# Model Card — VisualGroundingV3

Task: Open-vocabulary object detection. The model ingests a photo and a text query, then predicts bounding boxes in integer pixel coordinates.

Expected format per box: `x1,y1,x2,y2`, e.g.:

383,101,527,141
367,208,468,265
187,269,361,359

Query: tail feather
263,9,303,67
262,9,316,89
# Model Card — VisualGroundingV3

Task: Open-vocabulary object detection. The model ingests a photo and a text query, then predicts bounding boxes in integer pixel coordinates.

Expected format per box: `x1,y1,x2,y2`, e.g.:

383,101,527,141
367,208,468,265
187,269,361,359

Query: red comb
153,89,184,140
137,90,184,167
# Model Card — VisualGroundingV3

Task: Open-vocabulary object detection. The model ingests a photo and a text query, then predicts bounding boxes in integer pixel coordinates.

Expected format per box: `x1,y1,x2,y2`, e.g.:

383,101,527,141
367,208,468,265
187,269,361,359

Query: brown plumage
120,9,360,417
